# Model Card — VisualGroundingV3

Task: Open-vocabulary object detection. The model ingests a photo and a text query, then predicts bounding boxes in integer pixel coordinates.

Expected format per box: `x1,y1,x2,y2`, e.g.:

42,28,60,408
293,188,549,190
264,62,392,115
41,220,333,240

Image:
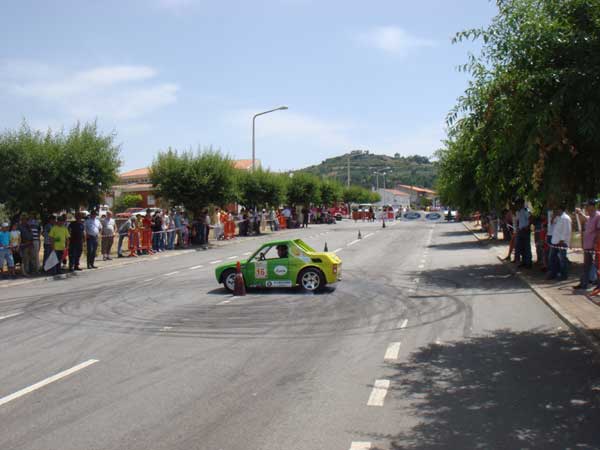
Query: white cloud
0,61,178,121
357,26,436,56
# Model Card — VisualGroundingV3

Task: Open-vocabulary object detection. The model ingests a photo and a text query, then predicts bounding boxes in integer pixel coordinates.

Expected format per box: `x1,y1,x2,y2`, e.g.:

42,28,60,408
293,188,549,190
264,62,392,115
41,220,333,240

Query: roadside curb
462,221,600,354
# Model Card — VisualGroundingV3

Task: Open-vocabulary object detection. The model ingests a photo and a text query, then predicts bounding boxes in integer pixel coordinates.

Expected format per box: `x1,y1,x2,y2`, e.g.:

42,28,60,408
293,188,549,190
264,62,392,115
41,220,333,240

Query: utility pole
347,156,350,187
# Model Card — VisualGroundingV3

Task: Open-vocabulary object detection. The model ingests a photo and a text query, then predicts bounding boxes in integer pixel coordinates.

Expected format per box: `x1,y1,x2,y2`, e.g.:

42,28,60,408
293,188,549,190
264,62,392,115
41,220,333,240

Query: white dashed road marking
363,233,374,238
347,239,360,246
0,359,99,407
164,271,180,276
418,264,425,269
349,442,372,450
143,278,155,282
227,256,239,260
333,248,344,253
189,265,203,270
400,319,408,329
242,252,252,256
367,379,390,406
0,312,23,321
160,326,173,332
210,260,223,265
384,342,401,361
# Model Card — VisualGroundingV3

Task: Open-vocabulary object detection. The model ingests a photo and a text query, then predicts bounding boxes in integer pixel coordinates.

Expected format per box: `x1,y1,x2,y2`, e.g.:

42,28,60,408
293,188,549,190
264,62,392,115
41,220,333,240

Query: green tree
343,185,378,204
113,194,143,213
150,148,237,216
438,0,600,212
0,121,121,217
286,173,321,206
237,168,287,209
318,179,343,206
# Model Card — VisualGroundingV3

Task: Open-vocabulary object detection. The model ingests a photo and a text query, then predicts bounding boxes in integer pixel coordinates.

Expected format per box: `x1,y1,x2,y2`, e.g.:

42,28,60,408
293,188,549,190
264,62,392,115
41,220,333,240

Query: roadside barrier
127,229,140,257
224,219,236,240
279,216,287,230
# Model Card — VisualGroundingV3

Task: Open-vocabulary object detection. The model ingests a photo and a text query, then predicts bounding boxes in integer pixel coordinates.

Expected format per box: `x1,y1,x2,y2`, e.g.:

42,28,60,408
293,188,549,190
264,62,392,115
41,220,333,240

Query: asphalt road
1,220,599,450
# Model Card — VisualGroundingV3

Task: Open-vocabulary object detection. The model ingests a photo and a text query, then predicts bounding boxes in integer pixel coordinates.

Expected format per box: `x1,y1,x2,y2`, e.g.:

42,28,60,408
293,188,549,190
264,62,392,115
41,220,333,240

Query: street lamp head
278,106,289,110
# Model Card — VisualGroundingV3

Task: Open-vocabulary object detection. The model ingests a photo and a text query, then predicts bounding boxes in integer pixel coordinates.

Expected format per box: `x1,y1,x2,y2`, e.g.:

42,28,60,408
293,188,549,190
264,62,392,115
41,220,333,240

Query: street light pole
252,106,288,171
374,171,379,190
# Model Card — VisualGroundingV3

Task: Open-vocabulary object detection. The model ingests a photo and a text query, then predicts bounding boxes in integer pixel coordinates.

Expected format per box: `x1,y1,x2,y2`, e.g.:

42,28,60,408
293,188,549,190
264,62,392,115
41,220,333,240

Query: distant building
374,189,411,210
106,159,260,208
394,184,438,207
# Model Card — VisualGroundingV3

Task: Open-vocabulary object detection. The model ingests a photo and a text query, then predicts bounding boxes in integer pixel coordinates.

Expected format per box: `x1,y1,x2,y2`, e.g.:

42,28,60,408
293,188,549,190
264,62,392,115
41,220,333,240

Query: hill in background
295,150,438,190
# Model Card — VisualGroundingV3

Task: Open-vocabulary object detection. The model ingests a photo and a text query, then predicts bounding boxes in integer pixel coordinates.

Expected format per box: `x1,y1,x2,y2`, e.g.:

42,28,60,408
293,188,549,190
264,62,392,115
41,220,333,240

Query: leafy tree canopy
438,0,600,212
0,121,121,218
150,148,237,216
237,168,287,209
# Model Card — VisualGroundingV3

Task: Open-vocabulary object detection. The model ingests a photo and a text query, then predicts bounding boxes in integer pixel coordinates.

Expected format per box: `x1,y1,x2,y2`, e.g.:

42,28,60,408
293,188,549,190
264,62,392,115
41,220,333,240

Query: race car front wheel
299,268,325,292
222,269,237,293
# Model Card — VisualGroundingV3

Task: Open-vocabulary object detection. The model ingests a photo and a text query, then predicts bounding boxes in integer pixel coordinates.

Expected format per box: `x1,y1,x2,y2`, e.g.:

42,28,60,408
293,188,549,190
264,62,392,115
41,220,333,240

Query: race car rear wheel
298,268,325,292
222,269,237,293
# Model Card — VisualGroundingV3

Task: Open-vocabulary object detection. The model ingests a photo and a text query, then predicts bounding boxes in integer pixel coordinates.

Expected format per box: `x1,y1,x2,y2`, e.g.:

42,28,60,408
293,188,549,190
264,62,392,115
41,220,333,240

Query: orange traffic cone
234,261,246,296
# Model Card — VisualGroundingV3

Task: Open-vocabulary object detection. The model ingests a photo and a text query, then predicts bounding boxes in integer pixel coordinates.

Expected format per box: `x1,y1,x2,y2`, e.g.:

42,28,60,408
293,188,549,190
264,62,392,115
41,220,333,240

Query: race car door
262,244,291,288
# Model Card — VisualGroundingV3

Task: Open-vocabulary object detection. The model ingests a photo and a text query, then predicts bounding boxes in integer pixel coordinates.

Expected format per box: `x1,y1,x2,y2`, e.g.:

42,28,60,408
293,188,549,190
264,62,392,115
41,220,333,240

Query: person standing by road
0,223,15,278
29,217,41,273
269,208,278,231
203,209,211,249
302,207,309,228
515,199,532,268
547,203,572,280
573,200,600,291
101,211,116,260
68,212,85,271
42,215,55,271
9,223,21,274
84,211,102,269
49,215,70,275
173,210,182,247
18,214,35,276
117,216,135,257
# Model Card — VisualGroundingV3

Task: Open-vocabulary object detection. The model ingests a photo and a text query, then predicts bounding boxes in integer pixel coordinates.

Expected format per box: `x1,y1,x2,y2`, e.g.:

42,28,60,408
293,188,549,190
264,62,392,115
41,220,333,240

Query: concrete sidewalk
463,221,600,351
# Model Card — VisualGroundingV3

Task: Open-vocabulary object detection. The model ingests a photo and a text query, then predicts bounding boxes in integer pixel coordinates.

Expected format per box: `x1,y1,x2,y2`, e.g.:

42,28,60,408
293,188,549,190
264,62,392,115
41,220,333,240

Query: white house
374,189,411,210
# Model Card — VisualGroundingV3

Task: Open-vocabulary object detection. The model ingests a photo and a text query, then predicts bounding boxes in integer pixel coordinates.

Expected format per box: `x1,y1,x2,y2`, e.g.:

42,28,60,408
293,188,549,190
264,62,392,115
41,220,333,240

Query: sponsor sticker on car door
255,261,267,279
274,265,288,276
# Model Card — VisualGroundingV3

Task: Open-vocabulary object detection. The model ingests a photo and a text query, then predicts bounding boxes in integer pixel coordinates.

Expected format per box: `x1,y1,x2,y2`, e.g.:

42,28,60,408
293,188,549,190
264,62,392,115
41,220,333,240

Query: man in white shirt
84,211,102,269
515,199,532,268
547,203,572,280
101,212,116,261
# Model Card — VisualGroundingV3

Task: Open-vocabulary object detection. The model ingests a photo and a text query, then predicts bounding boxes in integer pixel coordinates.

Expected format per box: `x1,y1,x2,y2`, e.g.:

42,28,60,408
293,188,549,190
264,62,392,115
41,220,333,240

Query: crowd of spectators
0,204,342,279
481,199,600,293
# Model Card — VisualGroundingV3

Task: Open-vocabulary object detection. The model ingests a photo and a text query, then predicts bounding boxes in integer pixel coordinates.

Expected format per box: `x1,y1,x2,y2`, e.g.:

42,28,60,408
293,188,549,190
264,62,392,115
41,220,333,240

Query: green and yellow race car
215,239,342,293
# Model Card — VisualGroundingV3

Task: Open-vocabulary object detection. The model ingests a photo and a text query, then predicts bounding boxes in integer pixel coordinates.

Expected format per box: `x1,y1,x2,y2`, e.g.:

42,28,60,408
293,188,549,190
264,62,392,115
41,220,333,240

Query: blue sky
0,0,496,172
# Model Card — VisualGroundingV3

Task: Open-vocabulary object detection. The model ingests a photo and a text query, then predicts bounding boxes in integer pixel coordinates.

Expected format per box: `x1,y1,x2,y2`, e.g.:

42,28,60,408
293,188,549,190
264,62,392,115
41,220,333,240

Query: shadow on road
206,287,337,296
366,329,600,449
408,263,524,292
